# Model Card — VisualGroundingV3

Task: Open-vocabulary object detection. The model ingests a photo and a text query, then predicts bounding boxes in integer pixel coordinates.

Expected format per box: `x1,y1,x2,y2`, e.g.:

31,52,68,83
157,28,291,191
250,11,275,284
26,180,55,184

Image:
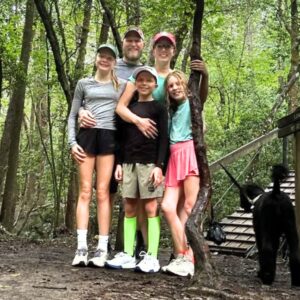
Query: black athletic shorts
76,128,116,156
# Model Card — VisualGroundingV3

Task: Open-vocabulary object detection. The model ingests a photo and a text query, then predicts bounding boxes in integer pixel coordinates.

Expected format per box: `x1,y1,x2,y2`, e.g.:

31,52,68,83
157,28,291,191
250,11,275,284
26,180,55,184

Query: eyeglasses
155,44,173,50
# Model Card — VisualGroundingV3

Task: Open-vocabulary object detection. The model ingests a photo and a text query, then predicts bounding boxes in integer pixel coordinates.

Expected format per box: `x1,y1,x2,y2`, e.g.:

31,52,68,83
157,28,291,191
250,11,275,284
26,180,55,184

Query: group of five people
68,27,208,277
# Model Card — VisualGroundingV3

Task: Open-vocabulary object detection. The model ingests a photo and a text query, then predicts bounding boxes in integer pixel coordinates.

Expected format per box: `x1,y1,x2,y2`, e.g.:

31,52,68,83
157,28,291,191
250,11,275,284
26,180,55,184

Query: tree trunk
98,0,123,56
65,0,93,231
288,0,299,112
35,0,92,232
124,0,140,26
184,0,217,285
34,0,72,105
0,0,35,230
171,9,192,69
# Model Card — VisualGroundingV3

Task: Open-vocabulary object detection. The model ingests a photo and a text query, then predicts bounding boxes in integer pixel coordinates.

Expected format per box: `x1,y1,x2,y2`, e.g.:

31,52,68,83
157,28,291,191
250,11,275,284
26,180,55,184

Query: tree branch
34,0,72,105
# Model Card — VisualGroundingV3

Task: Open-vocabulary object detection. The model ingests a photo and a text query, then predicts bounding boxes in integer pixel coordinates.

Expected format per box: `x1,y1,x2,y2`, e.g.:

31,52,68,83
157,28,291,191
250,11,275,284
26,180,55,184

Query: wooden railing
209,128,279,173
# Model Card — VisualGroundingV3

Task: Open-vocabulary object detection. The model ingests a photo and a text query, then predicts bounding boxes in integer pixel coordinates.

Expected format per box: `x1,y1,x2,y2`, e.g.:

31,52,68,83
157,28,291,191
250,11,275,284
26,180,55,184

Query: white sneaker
105,252,136,269
161,253,175,272
88,249,108,267
165,254,194,277
72,248,88,267
135,252,160,273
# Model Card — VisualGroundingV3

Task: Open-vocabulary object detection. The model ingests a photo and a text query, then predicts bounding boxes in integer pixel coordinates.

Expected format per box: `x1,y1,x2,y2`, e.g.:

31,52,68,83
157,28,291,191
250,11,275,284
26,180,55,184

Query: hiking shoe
88,249,108,267
165,254,194,277
161,253,176,272
135,252,160,273
72,248,88,267
105,252,136,269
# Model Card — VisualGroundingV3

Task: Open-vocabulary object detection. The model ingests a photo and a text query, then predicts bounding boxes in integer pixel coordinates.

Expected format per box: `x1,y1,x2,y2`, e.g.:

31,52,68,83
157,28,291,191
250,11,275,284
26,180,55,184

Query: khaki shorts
122,163,164,199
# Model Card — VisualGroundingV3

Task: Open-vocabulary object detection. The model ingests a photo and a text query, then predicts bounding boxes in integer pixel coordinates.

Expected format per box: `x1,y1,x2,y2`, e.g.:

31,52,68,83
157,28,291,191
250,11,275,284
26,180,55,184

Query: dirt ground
1,235,300,300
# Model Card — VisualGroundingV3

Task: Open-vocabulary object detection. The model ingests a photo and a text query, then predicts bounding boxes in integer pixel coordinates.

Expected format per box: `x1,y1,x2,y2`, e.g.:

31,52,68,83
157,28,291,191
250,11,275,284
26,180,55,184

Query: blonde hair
111,69,120,91
164,70,188,113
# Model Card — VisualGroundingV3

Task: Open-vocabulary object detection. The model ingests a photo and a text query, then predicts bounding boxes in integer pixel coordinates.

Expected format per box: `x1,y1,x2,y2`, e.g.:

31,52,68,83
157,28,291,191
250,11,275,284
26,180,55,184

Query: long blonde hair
111,69,120,91
165,70,188,114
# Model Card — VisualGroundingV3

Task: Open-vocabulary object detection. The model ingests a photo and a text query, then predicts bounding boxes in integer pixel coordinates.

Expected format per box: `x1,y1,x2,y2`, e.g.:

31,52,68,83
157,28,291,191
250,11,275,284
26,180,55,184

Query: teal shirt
152,75,166,103
129,74,166,103
169,99,193,145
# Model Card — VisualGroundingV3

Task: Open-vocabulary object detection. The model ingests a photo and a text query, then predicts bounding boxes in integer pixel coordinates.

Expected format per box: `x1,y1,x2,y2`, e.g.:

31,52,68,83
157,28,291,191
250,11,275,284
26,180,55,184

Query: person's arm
190,59,209,103
150,105,168,187
67,80,87,163
78,108,96,128
155,105,169,171
116,81,158,138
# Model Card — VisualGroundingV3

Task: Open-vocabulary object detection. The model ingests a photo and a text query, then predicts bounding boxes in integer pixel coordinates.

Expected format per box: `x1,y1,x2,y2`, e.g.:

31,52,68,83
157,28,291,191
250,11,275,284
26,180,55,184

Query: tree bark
0,0,35,230
124,0,140,26
65,0,93,232
171,10,192,69
185,0,217,285
288,0,299,112
98,0,123,56
34,0,72,105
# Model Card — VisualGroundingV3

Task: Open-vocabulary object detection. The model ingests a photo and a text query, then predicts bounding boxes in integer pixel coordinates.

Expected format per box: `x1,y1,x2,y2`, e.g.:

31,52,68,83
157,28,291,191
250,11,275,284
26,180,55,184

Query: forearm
116,81,138,124
116,103,141,125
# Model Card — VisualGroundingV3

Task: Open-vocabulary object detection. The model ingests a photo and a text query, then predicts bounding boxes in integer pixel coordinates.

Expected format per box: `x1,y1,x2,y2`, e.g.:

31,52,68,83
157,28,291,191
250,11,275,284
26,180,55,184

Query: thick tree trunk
0,0,35,230
184,0,217,285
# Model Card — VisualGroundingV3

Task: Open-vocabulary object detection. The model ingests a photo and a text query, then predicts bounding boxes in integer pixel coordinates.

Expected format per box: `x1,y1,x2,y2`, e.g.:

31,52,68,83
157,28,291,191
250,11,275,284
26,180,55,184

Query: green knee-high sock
124,216,137,256
147,216,160,258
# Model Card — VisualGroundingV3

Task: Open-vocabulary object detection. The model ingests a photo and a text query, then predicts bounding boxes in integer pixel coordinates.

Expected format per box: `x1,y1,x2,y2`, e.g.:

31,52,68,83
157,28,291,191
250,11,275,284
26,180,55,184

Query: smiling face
152,37,175,64
122,32,144,63
166,75,187,102
135,71,157,99
95,48,116,73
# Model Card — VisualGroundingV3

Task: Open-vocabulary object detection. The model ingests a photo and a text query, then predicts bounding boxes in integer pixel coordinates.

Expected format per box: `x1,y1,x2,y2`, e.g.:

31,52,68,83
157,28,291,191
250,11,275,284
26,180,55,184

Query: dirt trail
1,236,300,300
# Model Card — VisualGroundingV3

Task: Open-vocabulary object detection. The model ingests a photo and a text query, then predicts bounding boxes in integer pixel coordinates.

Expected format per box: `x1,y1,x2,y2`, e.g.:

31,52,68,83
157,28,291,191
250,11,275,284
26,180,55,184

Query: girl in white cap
68,44,126,267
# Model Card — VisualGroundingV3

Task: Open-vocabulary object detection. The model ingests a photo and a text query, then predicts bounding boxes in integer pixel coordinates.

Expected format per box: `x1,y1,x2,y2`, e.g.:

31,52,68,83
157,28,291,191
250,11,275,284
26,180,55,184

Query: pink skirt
165,140,199,187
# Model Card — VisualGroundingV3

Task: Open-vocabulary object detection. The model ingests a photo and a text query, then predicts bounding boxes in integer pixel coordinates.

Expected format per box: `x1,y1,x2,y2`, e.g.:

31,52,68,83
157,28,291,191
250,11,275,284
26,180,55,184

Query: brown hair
164,70,188,113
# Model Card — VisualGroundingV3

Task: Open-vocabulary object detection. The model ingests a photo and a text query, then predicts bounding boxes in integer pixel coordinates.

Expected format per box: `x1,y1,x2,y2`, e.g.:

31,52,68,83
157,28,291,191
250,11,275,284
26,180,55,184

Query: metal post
282,136,288,167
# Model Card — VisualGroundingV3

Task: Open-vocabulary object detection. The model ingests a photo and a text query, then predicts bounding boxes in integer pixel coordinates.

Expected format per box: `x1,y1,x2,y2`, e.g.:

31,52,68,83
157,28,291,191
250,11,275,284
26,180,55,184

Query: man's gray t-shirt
115,58,143,80
68,77,126,147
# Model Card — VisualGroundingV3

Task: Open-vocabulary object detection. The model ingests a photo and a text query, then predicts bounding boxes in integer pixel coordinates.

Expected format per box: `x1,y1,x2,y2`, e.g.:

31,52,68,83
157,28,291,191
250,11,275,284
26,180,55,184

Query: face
135,71,157,97
152,37,175,63
95,49,116,72
122,32,144,62
167,75,186,101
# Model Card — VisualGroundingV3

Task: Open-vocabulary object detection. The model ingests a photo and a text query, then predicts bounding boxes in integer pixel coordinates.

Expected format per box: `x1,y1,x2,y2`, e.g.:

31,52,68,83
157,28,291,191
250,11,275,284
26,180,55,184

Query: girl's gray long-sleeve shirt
68,77,126,147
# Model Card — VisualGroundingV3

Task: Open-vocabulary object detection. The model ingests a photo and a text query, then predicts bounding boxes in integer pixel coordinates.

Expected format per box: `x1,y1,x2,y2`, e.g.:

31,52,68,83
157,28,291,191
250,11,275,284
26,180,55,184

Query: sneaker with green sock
105,252,136,269
135,252,160,273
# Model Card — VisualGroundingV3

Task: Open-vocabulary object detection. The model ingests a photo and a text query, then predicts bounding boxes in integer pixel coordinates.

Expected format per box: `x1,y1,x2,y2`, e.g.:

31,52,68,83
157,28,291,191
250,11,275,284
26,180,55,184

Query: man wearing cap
77,27,145,131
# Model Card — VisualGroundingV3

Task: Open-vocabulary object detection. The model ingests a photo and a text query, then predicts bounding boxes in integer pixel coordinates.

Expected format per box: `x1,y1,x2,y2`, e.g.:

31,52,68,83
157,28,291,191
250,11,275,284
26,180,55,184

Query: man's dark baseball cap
123,27,144,40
